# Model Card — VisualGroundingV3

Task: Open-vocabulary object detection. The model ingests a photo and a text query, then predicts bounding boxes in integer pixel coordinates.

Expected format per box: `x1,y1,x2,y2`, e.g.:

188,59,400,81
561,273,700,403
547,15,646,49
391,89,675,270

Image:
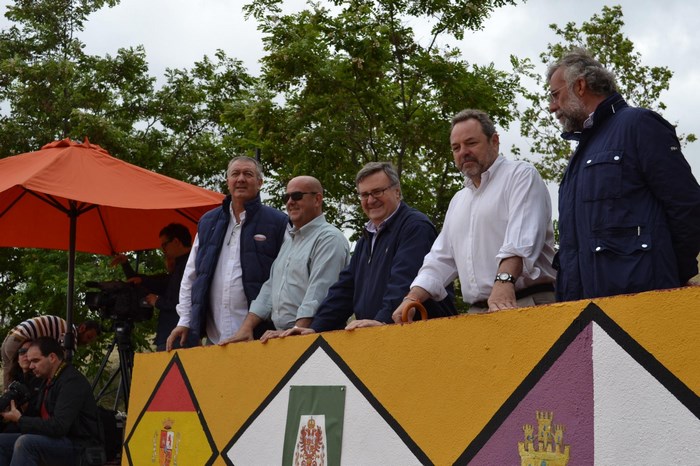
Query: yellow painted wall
125,287,700,465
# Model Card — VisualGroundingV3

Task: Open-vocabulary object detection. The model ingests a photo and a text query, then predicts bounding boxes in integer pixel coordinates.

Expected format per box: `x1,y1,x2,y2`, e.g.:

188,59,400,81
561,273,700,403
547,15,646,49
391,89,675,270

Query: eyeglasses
358,183,397,201
282,191,317,203
548,85,567,103
18,348,28,355
160,238,174,250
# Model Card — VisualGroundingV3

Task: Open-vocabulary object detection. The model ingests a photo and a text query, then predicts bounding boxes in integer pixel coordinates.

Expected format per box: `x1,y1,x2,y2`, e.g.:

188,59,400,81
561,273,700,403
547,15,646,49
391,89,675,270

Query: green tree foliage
0,0,151,155
139,51,258,189
0,0,258,183
1,0,527,341
512,5,696,182
235,0,522,234
0,0,257,342
0,0,155,348
0,0,213,363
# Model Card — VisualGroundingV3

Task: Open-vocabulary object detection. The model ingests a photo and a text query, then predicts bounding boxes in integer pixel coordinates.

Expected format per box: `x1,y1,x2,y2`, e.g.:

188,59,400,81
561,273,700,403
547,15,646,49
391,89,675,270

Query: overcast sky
2,0,699,186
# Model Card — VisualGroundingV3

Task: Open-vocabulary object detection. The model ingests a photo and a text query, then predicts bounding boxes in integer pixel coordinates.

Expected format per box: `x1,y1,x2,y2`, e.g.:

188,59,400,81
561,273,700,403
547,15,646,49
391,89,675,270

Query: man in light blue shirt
221,176,349,344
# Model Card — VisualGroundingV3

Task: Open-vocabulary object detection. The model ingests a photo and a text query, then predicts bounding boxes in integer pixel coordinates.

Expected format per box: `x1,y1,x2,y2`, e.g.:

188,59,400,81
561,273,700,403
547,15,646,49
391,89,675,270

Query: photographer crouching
0,337,104,466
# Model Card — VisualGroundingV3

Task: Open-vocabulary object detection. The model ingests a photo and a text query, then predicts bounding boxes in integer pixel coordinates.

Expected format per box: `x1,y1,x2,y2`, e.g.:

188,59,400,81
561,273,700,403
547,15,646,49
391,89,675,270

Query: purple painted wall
469,324,594,465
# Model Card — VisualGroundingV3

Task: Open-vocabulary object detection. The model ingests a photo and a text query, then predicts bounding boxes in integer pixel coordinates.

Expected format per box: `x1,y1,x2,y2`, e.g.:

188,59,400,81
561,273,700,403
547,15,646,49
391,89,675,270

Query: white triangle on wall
593,323,700,465
226,346,423,465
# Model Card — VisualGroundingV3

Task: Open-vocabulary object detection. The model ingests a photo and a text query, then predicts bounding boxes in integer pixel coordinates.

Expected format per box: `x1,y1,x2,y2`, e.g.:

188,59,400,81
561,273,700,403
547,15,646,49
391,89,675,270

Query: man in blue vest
166,156,288,348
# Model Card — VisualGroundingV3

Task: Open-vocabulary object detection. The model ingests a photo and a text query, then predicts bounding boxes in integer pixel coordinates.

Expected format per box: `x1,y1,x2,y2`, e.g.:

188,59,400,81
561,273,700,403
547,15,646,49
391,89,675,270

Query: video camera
0,381,31,411
85,281,153,322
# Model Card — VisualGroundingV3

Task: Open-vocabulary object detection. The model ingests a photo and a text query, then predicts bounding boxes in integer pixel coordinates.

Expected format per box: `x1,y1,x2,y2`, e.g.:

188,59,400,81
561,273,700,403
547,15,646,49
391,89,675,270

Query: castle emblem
294,415,327,466
518,411,570,466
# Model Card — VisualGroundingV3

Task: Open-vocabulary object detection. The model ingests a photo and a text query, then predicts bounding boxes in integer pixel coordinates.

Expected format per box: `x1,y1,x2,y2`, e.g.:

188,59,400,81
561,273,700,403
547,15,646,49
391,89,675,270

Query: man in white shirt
166,156,288,349
393,109,556,320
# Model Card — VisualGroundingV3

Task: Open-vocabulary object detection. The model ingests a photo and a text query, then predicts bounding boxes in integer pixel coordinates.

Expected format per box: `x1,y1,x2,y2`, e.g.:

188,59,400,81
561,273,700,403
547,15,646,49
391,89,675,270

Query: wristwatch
494,272,516,284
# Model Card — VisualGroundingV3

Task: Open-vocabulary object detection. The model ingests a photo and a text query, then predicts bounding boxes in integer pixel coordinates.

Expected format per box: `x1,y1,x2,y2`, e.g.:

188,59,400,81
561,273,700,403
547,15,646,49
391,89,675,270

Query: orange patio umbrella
0,138,224,352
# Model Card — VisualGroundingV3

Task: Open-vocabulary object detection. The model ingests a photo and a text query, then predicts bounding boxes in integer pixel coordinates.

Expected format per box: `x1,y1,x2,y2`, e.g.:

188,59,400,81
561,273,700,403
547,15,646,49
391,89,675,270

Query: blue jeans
0,433,77,466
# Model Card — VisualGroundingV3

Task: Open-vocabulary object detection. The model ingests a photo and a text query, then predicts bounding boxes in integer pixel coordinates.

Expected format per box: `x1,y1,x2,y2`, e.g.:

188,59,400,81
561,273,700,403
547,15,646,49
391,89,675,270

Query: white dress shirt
411,156,556,303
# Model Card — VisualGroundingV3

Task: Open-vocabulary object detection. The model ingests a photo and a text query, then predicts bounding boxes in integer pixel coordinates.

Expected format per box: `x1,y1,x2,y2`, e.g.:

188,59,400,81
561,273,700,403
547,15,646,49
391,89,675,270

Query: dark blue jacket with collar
311,202,455,332
556,92,700,301
189,193,288,339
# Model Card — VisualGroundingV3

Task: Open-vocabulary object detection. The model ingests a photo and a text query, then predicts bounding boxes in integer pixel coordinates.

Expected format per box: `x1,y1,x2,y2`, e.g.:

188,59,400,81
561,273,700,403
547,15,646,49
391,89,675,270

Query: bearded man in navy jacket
547,48,700,300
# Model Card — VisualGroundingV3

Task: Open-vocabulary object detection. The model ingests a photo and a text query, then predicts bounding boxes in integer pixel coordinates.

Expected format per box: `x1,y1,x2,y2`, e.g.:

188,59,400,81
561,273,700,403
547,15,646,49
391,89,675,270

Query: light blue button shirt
249,214,350,329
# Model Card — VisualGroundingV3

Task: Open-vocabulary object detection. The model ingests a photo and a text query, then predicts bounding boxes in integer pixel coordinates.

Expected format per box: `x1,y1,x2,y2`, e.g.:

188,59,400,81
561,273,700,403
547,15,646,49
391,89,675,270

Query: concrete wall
124,287,700,465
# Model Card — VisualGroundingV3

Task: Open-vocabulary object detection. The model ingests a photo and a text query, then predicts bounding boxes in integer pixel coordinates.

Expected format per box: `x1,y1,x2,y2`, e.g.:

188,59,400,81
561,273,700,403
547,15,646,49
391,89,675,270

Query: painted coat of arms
294,415,327,466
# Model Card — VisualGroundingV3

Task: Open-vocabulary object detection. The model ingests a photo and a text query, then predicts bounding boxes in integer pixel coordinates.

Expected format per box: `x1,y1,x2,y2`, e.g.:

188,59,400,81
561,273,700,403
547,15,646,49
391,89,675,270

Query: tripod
92,320,135,412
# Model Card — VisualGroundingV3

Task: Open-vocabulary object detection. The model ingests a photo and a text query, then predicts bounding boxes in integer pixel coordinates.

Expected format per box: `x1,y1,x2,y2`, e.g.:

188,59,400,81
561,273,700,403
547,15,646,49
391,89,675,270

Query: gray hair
227,156,263,181
355,161,400,188
547,47,617,96
450,109,497,139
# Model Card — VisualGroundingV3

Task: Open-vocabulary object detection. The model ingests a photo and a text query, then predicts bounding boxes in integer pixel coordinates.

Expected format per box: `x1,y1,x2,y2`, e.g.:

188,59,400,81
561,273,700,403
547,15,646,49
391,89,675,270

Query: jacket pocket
252,225,283,258
590,233,651,255
588,233,653,295
581,150,623,201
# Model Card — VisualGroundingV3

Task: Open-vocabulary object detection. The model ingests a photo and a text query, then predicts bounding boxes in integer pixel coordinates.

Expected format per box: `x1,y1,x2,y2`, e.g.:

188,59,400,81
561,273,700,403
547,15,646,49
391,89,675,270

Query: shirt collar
229,202,246,224
290,214,326,238
364,202,401,235
463,155,504,190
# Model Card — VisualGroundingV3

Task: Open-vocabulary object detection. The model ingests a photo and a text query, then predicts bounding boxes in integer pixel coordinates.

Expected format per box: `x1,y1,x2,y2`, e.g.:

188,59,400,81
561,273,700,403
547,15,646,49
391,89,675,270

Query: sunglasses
282,191,317,203
18,348,29,355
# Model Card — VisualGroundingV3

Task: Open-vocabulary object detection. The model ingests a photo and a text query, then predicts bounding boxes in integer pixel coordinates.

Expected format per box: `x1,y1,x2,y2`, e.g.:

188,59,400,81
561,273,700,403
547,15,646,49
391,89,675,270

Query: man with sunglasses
273,162,455,337
393,109,556,319
166,156,288,349
220,176,349,343
112,223,196,350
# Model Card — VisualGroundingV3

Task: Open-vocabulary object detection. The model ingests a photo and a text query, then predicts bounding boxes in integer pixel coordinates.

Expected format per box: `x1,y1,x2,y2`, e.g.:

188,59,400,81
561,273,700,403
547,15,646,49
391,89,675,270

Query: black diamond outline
452,302,700,465
123,352,218,466
222,336,432,465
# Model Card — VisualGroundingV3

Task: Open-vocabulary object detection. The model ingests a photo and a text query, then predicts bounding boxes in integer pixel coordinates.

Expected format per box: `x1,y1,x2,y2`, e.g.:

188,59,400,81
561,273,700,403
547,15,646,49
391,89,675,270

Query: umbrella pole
64,204,77,362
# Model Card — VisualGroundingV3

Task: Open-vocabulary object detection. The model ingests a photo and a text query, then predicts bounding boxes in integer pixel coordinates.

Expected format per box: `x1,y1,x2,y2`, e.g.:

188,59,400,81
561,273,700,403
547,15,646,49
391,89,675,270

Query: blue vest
189,194,288,339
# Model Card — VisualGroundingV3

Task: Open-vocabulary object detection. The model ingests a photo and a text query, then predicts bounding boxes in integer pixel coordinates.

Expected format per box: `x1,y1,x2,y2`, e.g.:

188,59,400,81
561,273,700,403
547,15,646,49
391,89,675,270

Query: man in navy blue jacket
274,162,455,337
548,48,700,301
166,156,288,348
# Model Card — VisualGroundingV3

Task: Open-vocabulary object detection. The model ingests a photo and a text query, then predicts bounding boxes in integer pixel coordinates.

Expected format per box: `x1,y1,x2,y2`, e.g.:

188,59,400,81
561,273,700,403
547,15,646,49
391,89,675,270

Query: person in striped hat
1,315,100,389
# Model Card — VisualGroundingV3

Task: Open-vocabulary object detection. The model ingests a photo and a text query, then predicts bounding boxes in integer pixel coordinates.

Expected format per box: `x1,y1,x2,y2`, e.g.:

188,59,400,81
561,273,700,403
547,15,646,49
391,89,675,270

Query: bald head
293,176,323,194
285,176,324,229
